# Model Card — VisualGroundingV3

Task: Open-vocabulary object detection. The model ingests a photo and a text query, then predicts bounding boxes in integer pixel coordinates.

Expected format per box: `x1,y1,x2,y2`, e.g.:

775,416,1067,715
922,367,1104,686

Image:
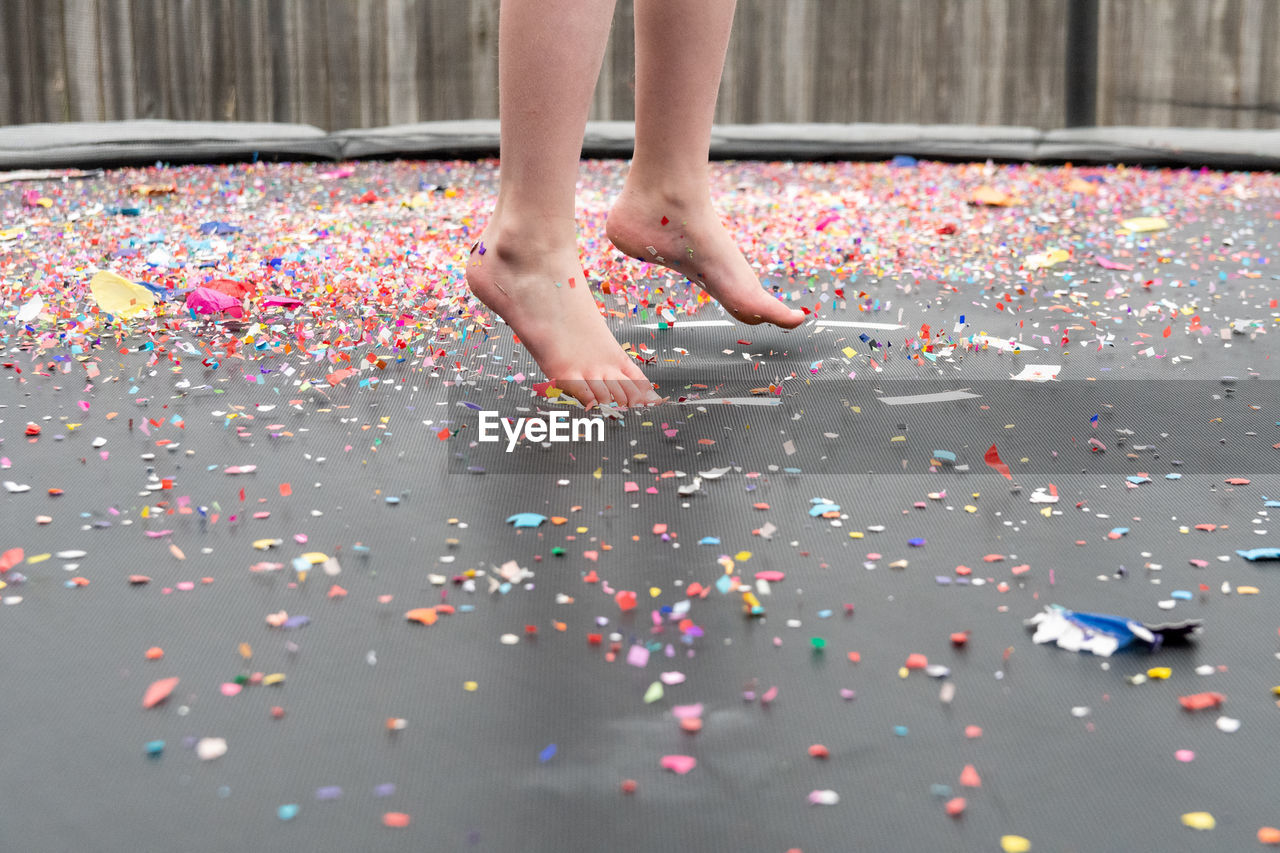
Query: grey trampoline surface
1,154,1280,853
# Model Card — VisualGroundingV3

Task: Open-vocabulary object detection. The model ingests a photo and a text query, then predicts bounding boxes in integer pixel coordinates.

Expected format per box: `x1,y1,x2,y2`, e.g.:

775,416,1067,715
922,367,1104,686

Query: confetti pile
1,156,1279,852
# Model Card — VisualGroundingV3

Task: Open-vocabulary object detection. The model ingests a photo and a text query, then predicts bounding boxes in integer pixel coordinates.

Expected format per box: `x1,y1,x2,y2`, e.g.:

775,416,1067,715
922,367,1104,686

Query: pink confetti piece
659,755,696,775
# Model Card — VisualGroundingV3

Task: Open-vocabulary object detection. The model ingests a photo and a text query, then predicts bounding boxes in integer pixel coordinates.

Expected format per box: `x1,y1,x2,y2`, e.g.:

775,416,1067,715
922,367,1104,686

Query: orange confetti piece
970,186,1020,206
0,547,23,572
959,764,982,787
142,676,180,708
328,584,347,598
169,543,185,560
278,482,292,497
145,647,164,660
382,812,411,828
405,607,438,625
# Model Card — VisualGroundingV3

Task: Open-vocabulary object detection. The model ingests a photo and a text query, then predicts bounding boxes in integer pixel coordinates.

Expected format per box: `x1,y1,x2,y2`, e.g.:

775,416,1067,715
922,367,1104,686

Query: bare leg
606,0,805,328
466,0,658,409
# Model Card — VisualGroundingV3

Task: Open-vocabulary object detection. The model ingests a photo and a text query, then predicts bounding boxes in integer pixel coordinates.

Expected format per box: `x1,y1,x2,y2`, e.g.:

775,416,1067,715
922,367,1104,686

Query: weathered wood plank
0,0,1275,131
385,0,418,124
97,0,137,119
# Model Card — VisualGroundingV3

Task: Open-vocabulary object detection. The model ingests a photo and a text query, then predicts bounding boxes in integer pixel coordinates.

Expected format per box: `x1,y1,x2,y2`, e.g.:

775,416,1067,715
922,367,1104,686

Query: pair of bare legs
465,0,806,410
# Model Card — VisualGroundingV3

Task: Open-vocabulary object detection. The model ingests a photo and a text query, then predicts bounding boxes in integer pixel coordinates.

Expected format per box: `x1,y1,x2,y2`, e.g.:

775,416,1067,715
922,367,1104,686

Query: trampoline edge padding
1,119,1278,170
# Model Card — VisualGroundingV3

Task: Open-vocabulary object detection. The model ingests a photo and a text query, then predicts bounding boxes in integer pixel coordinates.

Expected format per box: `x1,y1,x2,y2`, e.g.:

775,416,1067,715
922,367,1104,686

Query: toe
557,378,596,410
604,379,634,410
585,379,617,409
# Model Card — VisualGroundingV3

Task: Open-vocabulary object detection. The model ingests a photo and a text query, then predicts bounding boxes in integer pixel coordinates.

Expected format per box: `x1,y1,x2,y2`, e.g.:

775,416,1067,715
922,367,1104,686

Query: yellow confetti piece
88,269,158,319
1121,216,1168,233
965,505,978,513
898,667,909,679
734,551,752,561
253,538,281,550
1181,812,1215,830
464,681,478,692
649,587,662,598
891,435,906,442
842,346,857,358
1040,506,1053,517
848,531,863,539
262,673,286,686
1147,667,1172,680
741,591,760,609
1025,248,1070,270
298,552,329,565
1000,835,1032,853
141,506,149,519
1237,585,1260,595
593,467,602,480
27,553,51,564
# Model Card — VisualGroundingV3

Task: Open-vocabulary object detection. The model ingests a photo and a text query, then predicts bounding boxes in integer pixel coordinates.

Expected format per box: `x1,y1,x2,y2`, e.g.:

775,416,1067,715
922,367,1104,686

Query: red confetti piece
984,444,1012,480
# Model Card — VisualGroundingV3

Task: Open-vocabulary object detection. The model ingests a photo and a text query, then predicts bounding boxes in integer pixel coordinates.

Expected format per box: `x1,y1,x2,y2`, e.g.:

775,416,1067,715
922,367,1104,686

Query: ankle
483,205,577,251
618,167,712,212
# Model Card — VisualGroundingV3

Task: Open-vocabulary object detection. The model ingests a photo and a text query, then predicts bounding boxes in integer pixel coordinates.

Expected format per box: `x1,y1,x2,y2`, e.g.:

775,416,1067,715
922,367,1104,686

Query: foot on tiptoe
606,184,805,329
465,225,661,410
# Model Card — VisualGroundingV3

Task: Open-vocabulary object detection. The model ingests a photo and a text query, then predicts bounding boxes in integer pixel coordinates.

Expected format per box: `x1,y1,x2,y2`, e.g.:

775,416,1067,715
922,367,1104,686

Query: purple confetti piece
374,784,396,797
283,615,310,629
315,786,343,801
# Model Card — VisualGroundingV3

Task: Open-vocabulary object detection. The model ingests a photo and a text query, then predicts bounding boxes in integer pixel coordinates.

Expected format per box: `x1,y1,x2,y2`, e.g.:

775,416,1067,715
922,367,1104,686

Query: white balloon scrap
16,294,43,322
1216,716,1241,734
1025,607,1120,657
808,790,840,806
196,737,228,761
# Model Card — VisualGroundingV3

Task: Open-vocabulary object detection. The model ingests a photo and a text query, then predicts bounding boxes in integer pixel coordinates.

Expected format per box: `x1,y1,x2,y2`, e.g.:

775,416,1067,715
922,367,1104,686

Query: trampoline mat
1,155,1280,853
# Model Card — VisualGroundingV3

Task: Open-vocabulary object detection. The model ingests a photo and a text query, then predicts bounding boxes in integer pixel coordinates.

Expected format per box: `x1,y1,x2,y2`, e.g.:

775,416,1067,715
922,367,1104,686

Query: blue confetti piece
1171,590,1193,600
506,512,548,529
715,574,734,594
538,744,557,763
278,804,299,821
1126,475,1152,484
809,503,840,517
894,726,909,737
817,609,833,619
1110,527,1130,537
145,740,165,756
1237,547,1280,561
932,450,956,463
1166,473,1182,480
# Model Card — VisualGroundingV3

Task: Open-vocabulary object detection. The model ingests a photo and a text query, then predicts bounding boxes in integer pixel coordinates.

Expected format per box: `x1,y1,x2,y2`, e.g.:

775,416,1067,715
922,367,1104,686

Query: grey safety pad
2,119,1279,170
0,119,336,169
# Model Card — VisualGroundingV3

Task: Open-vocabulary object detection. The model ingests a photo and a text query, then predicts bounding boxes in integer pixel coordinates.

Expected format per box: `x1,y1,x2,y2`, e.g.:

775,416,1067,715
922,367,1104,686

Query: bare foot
605,185,806,328
465,224,659,410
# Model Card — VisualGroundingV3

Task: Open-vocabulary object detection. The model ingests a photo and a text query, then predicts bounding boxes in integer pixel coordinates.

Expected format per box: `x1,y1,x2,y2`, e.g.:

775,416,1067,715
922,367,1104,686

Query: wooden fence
1,0,1276,130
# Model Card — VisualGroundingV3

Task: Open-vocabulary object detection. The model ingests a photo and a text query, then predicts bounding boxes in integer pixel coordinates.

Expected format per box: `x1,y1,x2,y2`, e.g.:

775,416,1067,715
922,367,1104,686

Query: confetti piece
660,755,696,774
142,677,180,709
